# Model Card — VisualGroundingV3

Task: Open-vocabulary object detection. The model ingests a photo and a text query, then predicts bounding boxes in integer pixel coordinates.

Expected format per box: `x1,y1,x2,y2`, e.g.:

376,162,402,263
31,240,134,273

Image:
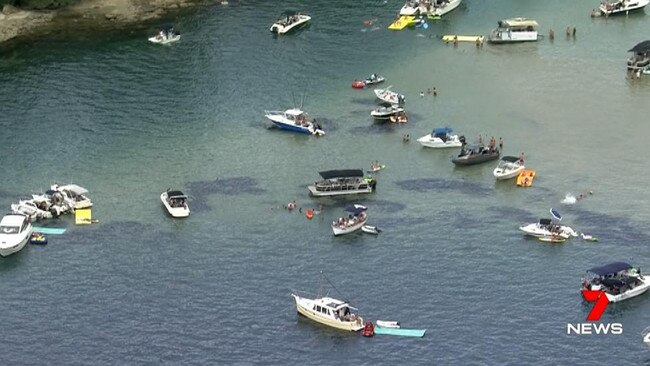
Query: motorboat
370,104,404,120
519,218,577,239
426,0,462,17
369,161,385,172
417,127,464,148
307,169,376,197
51,183,92,209
581,262,650,303
332,204,368,236
374,86,405,105
11,199,53,221
388,111,408,124
493,156,525,180
376,320,400,328
291,293,364,331
452,144,499,166
31,190,74,217
627,40,650,76
0,214,32,257
148,27,181,44
400,1,422,16
599,0,649,16
488,18,539,44
364,73,385,86
361,225,382,235
161,190,190,218
264,108,325,136
270,12,311,34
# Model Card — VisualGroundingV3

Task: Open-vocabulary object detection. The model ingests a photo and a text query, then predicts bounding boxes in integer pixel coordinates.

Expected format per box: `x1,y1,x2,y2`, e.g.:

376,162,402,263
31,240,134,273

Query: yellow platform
75,208,98,225
442,35,485,43
388,16,415,30
517,169,536,187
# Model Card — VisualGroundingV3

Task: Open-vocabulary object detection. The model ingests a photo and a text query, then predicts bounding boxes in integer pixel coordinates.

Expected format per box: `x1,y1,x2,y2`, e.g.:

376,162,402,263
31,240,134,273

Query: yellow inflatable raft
442,35,485,43
388,16,415,30
517,169,536,187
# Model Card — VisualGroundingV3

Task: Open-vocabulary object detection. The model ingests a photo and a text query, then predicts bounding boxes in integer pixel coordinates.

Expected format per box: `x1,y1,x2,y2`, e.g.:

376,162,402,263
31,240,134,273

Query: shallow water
1,0,650,364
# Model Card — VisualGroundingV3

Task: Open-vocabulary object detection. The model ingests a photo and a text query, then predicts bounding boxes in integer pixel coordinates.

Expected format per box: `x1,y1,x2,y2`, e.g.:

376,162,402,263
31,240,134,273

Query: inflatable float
538,236,566,243
517,169,536,187
305,209,314,219
30,232,48,245
388,16,415,30
442,35,485,43
351,80,366,89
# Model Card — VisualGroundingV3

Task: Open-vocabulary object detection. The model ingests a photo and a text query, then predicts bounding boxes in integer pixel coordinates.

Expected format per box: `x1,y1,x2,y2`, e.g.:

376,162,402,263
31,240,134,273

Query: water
1,0,650,364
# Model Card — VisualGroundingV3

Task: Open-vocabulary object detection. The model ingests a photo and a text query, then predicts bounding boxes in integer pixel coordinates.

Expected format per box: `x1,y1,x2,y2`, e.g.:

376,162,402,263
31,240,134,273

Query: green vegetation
1,0,77,10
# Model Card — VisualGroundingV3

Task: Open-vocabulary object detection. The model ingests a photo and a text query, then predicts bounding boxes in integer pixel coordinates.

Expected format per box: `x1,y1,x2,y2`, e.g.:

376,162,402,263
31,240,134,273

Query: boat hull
599,0,649,15
452,152,499,165
417,135,462,148
148,35,181,44
308,185,374,197
605,277,650,303
0,225,31,257
292,295,364,331
271,121,312,134
493,166,525,180
428,0,461,16
332,216,367,236
270,16,311,34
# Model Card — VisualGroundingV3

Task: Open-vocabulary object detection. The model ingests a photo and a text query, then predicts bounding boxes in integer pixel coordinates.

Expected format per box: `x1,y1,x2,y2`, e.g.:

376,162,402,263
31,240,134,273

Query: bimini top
587,262,632,276
59,184,89,195
538,218,552,225
629,40,650,54
501,156,520,163
167,190,187,199
319,169,364,179
498,18,538,28
433,127,453,136
345,204,367,214
550,208,562,221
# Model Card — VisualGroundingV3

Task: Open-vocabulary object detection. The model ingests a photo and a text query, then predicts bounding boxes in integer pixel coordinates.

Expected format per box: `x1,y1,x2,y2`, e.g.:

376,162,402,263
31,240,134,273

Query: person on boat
499,137,503,150
519,152,525,164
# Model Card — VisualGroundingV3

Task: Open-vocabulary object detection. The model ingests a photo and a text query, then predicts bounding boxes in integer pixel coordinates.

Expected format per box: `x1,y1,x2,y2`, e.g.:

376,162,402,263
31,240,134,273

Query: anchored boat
308,169,376,197
0,214,32,257
581,262,650,303
488,18,539,44
332,204,368,236
270,12,311,34
417,127,464,148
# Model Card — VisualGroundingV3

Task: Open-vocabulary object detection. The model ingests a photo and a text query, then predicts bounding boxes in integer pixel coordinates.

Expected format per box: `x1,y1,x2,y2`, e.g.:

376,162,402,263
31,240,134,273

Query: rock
105,12,118,20
2,4,18,15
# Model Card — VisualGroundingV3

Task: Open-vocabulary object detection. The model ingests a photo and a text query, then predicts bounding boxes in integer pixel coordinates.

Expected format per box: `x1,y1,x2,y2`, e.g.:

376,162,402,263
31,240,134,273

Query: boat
488,18,539,44
307,170,377,197
581,262,650,303
290,292,364,331
417,127,464,148
452,144,500,166
160,190,190,218
362,322,375,337
332,204,368,236
361,225,382,235
376,320,400,328
369,161,385,172
364,74,385,86
31,190,74,217
51,184,92,209
581,233,599,242
516,169,536,187
374,86,405,105
426,0,462,17
0,214,32,257
264,108,325,136
519,219,577,240
30,232,48,245
388,16,416,30
148,27,181,44
10,199,53,221
270,12,311,34
493,156,525,180
442,35,485,43
599,0,649,16
370,104,405,120
399,1,421,16
627,41,650,76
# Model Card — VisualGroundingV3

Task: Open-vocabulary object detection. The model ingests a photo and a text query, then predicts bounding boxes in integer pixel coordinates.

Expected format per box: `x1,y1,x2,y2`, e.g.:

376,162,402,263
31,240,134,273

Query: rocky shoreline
0,0,202,45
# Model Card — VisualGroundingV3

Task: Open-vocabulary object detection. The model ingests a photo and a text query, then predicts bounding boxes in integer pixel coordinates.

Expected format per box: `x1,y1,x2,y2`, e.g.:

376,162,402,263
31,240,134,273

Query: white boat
332,204,368,236
364,74,385,86
427,0,462,17
161,190,190,218
308,170,377,197
376,320,400,328
148,28,181,44
51,184,92,209
488,18,539,44
581,262,650,303
417,127,464,148
599,0,649,16
0,214,32,257
519,218,577,239
493,156,525,180
270,12,311,34
10,199,53,221
31,190,73,217
264,108,324,136
291,293,364,331
400,1,421,15
370,104,404,120
361,225,381,235
374,86,405,105
627,41,650,76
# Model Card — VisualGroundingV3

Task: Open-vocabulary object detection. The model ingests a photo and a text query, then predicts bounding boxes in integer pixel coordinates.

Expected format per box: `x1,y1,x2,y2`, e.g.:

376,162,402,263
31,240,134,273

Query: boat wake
561,193,577,205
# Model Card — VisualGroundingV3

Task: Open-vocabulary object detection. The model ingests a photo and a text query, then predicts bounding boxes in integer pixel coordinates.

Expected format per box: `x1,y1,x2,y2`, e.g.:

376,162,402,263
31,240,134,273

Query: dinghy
376,320,400,328
361,225,382,235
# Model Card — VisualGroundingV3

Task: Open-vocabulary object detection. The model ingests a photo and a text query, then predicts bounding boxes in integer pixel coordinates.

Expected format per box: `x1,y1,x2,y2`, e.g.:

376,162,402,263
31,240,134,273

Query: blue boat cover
550,208,562,221
588,262,632,276
345,204,367,214
433,127,452,136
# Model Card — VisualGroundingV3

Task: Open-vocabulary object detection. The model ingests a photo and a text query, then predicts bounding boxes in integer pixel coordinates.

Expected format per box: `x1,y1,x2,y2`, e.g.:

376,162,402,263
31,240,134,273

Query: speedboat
374,86,405,105
364,73,385,86
308,170,377,197
488,18,539,44
493,156,525,180
148,27,181,44
519,218,577,239
581,262,650,303
426,0,462,17
370,104,404,120
376,320,400,328
361,225,382,235
270,12,311,34
291,292,364,331
417,127,464,148
452,144,499,166
11,199,53,221
161,190,190,218
264,108,325,136
332,204,368,236
51,184,92,209
0,214,32,257
400,1,422,15
627,41,650,75
599,0,649,16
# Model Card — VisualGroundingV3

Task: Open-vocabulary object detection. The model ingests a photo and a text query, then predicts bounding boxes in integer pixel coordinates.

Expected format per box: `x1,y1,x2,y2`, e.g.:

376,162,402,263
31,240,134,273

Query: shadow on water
186,176,265,212
67,220,171,244
570,207,650,244
395,177,492,196
485,205,537,225
0,250,27,272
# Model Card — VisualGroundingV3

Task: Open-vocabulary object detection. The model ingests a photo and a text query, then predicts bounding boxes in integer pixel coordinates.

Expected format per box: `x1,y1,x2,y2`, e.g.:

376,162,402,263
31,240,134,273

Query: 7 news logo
567,290,623,335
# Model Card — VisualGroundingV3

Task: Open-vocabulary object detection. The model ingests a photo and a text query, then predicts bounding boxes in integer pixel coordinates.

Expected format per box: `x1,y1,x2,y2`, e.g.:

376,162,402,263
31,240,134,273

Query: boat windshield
0,225,20,234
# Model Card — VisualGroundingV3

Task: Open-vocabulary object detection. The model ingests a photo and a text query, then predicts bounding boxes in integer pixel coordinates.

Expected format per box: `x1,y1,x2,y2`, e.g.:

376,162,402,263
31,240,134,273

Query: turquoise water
1,0,650,364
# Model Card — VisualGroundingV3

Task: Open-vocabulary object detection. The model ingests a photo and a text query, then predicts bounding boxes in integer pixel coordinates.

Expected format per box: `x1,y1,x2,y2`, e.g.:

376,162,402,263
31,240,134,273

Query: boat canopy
587,262,632,276
319,169,364,179
345,204,368,214
550,208,562,221
629,40,650,54
538,218,552,225
167,190,187,199
433,127,453,136
61,184,89,195
501,156,520,163
499,18,538,28
285,108,305,116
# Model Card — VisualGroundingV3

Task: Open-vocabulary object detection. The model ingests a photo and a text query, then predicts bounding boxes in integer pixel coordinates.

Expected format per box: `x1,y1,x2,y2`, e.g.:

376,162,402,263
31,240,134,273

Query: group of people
333,211,366,228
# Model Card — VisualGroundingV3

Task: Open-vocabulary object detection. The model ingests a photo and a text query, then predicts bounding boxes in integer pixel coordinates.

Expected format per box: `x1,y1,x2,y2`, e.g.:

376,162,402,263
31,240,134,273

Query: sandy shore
0,0,202,44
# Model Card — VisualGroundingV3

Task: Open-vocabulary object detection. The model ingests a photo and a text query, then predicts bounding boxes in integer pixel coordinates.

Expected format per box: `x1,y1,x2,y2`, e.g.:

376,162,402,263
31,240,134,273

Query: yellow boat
388,16,415,30
517,169,536,187
442,35,485,43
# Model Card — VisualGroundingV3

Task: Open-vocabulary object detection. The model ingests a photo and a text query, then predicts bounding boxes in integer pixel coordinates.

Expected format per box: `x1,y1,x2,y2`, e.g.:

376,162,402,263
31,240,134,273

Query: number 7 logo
582,290,610,321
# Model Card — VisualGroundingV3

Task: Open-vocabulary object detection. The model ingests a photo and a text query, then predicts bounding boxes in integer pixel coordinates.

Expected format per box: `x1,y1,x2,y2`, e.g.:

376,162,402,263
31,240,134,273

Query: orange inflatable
305,209,314,219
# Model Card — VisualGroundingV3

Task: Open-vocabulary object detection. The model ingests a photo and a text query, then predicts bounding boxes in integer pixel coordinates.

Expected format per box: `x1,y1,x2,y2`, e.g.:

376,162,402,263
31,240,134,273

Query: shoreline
0,0,203,46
